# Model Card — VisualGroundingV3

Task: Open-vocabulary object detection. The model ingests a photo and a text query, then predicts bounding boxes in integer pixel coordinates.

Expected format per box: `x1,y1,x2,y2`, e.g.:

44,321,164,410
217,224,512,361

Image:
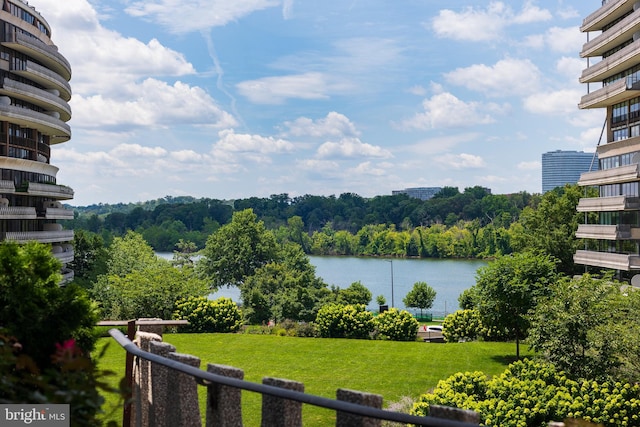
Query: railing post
148,341,177,427
123,319,136,427
132,331,162,427
206,364,244,427
166,352,202,427
429,405,480,424
261,377,304,427
335,389,383,427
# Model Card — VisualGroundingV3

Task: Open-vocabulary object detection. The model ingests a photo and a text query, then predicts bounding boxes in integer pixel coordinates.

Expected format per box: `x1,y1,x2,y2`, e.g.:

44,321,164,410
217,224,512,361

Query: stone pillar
205,364,244,427
336,388,383,427
148,341,177,427
166,352,202,427
430,405,480,424
137,318,164,337
132,331,161,427
261,377,304,427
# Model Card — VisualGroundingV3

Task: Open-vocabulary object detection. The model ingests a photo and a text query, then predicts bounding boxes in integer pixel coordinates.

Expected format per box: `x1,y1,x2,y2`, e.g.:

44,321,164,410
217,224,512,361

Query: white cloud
125,0,280,34
408,85,427,96
445,59,541,97
72,79,237,129
524,89,583,115
435,153,486,169
348,162,388,177
316,137,392,159
214,129,295,154
556,57,585,80
397,93,499,130
518,161,541,170
545,27,583,53
236,73,330,104
283,112,360,138
431,1,551,42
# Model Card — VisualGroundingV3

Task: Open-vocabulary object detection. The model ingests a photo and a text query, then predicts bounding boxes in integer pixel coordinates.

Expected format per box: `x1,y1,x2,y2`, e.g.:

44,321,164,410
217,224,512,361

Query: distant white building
392,187,442,201
541,150,597,193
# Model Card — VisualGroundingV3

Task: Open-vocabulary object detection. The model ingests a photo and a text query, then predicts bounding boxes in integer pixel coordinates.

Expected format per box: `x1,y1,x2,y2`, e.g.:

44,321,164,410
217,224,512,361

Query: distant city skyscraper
541,150,597,193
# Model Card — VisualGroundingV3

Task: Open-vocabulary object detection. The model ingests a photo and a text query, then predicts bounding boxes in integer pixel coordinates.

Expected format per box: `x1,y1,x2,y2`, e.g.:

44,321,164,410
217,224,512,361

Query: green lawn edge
96,333,532,426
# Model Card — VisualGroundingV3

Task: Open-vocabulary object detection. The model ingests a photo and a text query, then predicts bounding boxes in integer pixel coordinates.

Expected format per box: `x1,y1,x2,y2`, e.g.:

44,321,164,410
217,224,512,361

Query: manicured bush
412,359,640,427
174,296,242,333
315,304,375,339
375,308,419,341
442,309,483,342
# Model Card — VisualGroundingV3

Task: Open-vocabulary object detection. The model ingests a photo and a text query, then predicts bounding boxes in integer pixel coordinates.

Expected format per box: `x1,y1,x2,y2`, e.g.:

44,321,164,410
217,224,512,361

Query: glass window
613,101,628,124
614,128,629,141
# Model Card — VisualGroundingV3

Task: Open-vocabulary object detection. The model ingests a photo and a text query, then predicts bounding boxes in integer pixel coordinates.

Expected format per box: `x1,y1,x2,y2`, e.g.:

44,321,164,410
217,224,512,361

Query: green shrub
412,359,640,427
442,309,483,342
315,304,375,339
173,296,242,333
375,308,419,341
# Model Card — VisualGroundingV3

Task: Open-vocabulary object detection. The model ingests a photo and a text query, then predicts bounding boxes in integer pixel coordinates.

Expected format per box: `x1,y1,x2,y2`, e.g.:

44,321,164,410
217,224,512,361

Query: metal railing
108,328,480,427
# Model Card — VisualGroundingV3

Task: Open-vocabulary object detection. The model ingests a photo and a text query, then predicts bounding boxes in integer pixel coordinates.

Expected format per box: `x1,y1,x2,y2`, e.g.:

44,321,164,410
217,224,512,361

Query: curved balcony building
0,1,74,283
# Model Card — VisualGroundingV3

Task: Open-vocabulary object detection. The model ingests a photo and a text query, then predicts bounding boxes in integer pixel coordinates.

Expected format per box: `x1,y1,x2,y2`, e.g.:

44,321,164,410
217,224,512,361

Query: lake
158,253,486,317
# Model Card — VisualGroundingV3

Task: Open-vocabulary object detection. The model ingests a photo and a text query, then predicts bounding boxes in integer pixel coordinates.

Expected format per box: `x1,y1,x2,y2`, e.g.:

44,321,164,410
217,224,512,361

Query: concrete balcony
0,180,15,193
12,60,71,102
16,182,73,200
0,103,71,143
60,269,74,285
578,79,640,110
4,229,74,244
575,223,640,239
581,8,640,58
52,245,74,264
3,31,71,81
0,78,71,121
0,206,36,219
578,163,640,186
44,207,74,220
577,195,640,212
580,39,640,84
582,0,635,32
574,249,640,270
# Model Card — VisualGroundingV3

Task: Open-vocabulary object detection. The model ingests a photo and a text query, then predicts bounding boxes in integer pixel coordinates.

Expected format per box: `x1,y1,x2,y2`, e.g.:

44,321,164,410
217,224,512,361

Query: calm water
157,253,486,317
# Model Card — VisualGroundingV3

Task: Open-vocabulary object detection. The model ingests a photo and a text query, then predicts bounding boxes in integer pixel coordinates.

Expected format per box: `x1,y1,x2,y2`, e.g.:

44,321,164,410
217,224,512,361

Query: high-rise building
542,150,598,193
574,0,640,278
0,1,74,282
392,187,442,201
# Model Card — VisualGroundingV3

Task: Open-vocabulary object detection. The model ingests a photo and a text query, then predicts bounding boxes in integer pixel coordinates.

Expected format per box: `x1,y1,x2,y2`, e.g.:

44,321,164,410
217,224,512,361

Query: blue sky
28,0,600,206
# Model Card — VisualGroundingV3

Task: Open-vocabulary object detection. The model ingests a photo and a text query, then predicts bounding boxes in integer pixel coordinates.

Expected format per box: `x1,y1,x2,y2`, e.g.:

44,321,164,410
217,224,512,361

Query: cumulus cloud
125,0,280,34
435,153,486,169
445,59,541,97
518,161,541,170
431,1,551,42
214,129,295,155
397,93,499,130
72,79,237,130
523,89,583,114
316,137,392,159
283,112,360,138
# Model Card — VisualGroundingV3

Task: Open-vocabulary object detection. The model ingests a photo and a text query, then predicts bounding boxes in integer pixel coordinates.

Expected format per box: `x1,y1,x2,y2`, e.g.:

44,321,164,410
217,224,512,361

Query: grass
96,333,533,426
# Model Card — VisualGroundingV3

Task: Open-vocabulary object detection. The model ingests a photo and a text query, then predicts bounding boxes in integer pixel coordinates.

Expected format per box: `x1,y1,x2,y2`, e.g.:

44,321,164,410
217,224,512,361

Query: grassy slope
97,333,532,426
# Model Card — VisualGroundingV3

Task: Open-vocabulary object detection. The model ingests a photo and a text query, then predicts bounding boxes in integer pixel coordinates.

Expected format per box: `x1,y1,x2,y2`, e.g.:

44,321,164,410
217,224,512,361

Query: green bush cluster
442,309,483,342
412,359,640,427
173,296,242,333
315,304,375,339
375,308,419,341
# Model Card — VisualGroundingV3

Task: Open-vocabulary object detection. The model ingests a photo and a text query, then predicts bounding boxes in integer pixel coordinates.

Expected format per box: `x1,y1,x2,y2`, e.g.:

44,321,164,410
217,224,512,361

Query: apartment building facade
0,0,74,282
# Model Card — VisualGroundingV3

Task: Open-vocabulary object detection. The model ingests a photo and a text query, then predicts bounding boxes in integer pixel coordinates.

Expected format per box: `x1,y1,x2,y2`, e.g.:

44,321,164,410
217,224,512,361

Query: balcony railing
0,206,36,219
17,182,74,200
574,249,640,270
108,327,481,427
575,224,633,239
580,39,640,83
581,7,640,58
3,229,73,243
11,60,71,101
0,103,71,143
3,31,71,80
578,163,640,186
44,207,74,220
577,195,640,212
582,0,630,32
52,249,74,264
1,77,71,121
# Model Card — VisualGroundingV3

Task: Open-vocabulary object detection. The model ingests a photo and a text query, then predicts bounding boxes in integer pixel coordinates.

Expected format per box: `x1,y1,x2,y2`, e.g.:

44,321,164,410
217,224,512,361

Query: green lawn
96,333,532,426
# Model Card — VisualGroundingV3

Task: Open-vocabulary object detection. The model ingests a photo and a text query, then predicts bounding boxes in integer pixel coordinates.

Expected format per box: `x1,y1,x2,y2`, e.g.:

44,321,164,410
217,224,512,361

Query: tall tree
474,251,557,359
198,209,280,290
